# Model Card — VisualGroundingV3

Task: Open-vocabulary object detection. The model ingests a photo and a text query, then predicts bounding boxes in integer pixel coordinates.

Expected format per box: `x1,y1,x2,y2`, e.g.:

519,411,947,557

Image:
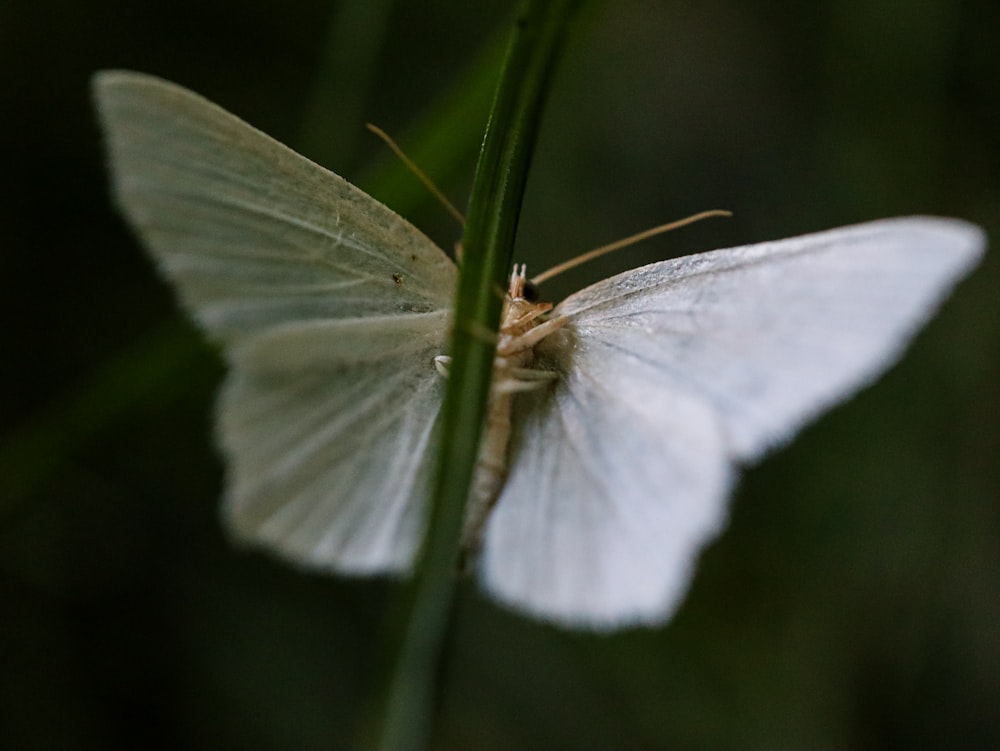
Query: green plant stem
372,1,583,749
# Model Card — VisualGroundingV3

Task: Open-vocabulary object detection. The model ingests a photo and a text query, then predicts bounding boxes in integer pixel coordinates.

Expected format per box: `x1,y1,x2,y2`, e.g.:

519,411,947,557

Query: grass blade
372,1,584,748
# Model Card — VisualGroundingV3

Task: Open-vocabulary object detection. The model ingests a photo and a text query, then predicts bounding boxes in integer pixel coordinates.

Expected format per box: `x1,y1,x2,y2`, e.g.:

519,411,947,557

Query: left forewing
548,217,983,462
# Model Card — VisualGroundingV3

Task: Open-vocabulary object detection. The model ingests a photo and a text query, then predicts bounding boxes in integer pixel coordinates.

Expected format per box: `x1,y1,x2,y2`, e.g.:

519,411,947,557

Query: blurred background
2,0,998,747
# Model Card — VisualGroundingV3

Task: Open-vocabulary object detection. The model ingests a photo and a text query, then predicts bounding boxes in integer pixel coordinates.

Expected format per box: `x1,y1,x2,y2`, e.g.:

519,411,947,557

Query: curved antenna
366,123,466,226
531,209,732,285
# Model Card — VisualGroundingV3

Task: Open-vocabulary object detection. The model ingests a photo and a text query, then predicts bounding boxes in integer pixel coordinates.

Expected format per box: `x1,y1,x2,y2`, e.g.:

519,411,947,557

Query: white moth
93,70,984,630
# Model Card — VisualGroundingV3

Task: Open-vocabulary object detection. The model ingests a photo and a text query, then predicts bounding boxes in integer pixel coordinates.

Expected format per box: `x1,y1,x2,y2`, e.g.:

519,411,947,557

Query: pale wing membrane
551,217,983,461
483,342,732,628
93,71,456,345
484,217,982,628
220,313,449,572
94,71,457,573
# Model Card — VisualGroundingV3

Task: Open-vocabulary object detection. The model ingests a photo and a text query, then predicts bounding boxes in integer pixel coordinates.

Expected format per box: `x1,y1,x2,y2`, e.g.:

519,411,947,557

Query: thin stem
371,1,583,749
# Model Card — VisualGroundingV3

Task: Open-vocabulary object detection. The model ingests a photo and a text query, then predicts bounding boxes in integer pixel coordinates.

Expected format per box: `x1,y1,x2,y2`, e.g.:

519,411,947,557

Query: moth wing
93,71,457,342
482,347,733,628
94,71,457,573
550,217,983,462
483,217,983,628
218,314,448,572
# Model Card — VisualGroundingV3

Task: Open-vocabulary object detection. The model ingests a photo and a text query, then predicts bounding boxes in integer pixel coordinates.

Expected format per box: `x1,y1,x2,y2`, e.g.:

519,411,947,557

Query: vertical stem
372,1,583,749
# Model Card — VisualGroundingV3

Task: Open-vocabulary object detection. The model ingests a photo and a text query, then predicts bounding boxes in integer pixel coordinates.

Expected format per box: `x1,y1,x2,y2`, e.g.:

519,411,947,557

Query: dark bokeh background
2,0,998,748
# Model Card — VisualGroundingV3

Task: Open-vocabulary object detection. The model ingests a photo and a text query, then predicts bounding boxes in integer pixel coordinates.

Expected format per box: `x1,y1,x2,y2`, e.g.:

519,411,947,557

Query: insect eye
522,280,540,302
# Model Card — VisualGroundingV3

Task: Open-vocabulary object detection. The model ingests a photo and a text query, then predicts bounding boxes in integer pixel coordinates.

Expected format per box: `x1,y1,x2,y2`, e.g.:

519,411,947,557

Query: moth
94,70,984,630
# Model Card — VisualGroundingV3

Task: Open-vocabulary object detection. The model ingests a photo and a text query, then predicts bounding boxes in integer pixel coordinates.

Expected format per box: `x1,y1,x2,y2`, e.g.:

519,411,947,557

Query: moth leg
497,314,568,356
493,369,558,394
510,367,559,381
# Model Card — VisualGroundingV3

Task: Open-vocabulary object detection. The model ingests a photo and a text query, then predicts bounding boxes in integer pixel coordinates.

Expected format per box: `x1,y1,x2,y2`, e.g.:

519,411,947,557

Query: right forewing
93,71,457,345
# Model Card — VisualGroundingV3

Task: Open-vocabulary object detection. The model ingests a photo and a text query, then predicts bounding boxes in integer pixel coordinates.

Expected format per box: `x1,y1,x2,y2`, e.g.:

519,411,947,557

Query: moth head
503,264,552,326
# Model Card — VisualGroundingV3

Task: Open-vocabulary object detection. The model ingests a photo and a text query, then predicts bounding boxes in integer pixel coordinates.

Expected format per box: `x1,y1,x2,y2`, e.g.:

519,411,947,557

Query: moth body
461,265,563,555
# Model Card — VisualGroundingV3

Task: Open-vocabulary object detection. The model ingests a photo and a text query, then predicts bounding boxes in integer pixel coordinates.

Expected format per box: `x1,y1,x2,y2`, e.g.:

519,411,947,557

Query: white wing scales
556,218,983,461
94,71,456,574
484,217,983,628
483,340,732,627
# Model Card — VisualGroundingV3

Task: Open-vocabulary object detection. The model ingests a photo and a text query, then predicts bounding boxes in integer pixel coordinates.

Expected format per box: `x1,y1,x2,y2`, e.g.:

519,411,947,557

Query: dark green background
2,0,998,747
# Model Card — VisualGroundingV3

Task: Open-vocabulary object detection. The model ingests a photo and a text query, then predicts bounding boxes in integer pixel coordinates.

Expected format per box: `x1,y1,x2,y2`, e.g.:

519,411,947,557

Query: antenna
366,124,465,226
531,209,732,285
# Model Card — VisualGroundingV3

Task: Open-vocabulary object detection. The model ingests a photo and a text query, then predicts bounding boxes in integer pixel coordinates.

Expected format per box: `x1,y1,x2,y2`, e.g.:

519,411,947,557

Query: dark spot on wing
392,273,404,285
